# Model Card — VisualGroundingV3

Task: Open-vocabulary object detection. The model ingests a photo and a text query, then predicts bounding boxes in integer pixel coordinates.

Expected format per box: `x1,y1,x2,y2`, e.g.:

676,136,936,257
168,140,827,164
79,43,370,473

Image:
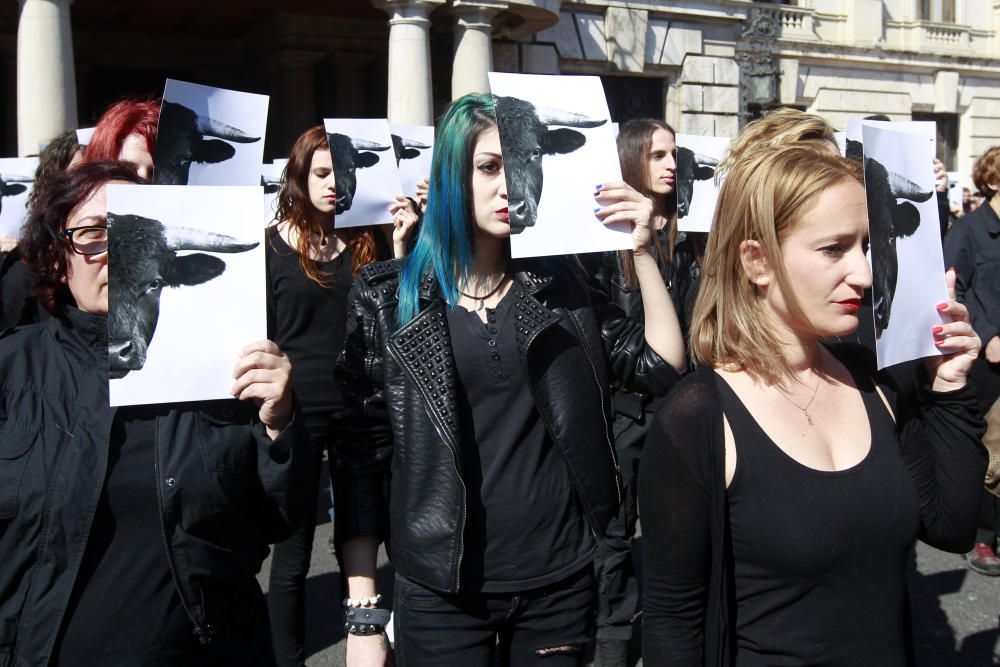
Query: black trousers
970,360,1000,547
392,567,595,667
593,401,650,640
267,445,329,667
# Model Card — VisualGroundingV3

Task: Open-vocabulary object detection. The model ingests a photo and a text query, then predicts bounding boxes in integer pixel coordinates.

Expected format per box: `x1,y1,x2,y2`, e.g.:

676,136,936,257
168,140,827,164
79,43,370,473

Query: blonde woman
639,143,985,666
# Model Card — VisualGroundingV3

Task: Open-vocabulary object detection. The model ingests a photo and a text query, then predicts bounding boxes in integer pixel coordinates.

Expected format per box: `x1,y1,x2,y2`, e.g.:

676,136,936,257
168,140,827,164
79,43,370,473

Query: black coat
945,201,1000,349
0,307,309,665
332,258,679,593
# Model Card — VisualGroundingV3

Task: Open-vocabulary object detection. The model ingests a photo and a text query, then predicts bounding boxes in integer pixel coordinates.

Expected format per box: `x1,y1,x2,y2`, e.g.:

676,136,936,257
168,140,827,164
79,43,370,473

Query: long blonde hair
689,143,863,383
718,108,837,178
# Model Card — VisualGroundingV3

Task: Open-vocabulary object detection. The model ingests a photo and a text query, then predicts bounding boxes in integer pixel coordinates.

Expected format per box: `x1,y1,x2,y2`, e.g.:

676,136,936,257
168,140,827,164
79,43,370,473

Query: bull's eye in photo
146,279,165,293
64,225,109,255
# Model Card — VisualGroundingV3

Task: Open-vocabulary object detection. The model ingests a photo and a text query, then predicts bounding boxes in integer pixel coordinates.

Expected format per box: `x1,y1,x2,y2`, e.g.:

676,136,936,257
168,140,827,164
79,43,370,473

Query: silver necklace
460,274,507,312
775,359,823,426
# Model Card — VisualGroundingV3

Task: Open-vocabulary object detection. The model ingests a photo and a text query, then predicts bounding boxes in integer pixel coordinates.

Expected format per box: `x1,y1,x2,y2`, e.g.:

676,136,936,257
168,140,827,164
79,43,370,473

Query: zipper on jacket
386,341,467,592
152,420,214,645
566,311,623,504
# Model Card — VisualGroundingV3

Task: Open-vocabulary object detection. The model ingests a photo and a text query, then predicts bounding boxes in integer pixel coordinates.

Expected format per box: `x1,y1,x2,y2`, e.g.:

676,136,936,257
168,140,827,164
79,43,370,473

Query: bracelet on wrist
343,594,382,609
344,606,391,636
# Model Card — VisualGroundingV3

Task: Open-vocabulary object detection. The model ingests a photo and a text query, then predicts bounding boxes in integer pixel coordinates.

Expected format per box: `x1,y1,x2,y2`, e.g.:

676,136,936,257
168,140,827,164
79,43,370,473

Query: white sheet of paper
488,72,627,258
107,185,267,406
675,134,729,233
861,123,948,369
390,124,434,200
946,171,963,211
76,127,95,149
324,118,401,229
0,157,38,237
156,79,269,186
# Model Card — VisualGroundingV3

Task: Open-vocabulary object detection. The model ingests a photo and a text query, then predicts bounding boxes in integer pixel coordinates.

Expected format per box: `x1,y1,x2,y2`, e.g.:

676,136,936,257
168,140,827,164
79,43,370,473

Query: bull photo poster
155,79,269,187
323,118,401,229
675,134,729,234
76,127,95,150
861,122,948,369
488,72,628,258
0,157,38,237
390,124,434,199
107,185,267,406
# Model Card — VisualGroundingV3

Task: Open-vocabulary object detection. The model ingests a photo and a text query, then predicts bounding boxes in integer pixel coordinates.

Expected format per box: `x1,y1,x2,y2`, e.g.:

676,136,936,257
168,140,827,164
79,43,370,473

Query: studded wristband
344,607,391,636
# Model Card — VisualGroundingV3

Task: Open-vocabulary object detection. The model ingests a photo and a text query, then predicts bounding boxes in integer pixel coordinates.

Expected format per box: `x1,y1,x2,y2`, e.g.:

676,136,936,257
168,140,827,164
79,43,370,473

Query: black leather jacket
333,258,679,593
0,308,309,666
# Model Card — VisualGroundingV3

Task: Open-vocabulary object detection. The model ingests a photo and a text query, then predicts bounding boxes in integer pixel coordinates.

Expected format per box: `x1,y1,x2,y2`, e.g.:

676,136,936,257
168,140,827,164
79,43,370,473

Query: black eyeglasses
63,226,108,256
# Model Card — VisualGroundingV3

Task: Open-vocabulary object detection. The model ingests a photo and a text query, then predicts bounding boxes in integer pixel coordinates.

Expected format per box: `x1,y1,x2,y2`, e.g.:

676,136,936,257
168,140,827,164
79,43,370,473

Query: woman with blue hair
333,93,685,667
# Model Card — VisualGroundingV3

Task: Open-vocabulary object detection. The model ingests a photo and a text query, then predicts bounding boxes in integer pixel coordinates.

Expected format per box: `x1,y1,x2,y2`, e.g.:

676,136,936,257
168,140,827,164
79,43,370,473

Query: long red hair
83,98,161,162
274,126,378,284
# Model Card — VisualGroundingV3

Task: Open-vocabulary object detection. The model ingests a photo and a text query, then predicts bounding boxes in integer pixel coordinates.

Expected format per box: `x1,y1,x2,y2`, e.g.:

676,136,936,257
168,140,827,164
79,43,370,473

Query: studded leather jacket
332,258,679,593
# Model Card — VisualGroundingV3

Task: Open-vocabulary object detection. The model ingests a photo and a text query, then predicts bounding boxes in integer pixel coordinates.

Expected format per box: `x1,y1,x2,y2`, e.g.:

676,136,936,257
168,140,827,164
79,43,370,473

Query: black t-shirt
53,414,204,665
266,226,352,444
446,293,594,592
719,375,920,666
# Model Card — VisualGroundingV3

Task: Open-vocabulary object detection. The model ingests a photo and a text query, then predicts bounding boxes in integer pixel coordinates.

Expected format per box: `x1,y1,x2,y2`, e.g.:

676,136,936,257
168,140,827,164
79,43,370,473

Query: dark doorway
601,76,665,123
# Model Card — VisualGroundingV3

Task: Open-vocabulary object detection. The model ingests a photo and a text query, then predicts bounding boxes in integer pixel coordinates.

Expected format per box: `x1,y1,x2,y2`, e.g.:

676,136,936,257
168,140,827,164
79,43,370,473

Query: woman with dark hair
265,125,417,667
335,94,685,667
83,97,160,179
0,161,308,665
640,143,985,666
579,118,685,667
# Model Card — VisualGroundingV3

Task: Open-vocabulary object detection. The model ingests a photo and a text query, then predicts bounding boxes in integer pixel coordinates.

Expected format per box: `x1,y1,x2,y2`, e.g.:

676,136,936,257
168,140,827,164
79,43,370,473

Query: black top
266,226,352,444
638,345,987,667
719,375,919,666
53,414,210,665
446,293,594,592
944,202,1000,353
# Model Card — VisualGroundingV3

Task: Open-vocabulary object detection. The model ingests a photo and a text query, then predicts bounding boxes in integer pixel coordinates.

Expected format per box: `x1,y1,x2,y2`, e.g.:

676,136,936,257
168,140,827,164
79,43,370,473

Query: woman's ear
739,239,772,288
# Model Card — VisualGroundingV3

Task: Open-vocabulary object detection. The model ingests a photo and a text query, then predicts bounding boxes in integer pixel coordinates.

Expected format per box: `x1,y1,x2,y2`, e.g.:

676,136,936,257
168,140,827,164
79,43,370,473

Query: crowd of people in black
0,91,998,667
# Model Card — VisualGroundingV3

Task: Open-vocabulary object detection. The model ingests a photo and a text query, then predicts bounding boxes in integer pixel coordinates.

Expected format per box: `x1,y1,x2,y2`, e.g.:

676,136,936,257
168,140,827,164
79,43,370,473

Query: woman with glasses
0,161,309,666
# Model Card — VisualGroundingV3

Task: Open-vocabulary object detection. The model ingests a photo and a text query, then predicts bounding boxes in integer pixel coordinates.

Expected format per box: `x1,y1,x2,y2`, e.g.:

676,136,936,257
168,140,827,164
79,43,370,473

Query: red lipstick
837,299,861,312
496,207,509,222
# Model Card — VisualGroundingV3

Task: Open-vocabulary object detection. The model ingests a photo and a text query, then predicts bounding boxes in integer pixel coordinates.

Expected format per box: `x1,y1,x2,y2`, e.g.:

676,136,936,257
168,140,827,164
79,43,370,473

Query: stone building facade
2,1,998,183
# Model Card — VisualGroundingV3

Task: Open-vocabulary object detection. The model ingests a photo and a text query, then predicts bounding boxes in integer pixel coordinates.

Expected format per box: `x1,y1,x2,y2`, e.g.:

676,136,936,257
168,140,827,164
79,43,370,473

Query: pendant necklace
460,274,507,312
775,358,823,426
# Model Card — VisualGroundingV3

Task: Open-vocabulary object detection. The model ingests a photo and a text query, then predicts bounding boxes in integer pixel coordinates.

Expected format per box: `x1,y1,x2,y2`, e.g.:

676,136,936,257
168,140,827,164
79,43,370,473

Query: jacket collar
54,306,108,365
980,199,1000,236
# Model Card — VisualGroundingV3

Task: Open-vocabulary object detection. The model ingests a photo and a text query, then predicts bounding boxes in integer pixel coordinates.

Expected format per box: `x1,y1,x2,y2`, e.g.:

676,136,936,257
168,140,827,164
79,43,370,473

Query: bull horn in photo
887,171,933,203
533,106,606,129
397,137,431,150
195,116,260,144
692,153,720,167
350,137,392,152
0,173,33,184
165,226,260,253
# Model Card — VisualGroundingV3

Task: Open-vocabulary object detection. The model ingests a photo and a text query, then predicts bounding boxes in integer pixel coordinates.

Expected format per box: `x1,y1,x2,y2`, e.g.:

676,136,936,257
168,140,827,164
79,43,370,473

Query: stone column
17,0,78,155
374,0,444,125
451,1,505,99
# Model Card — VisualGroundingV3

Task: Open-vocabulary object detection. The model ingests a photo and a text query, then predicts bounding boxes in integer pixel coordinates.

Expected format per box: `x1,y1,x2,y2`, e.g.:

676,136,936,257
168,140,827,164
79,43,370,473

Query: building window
921,0,956,23
601,76,665,123
912,112,959,171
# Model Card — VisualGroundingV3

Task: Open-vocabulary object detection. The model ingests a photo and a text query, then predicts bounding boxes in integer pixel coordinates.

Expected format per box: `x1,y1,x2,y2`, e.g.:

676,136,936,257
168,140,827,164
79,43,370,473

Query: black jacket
333,258,679,593
0,307,309,666
945,201,1000,349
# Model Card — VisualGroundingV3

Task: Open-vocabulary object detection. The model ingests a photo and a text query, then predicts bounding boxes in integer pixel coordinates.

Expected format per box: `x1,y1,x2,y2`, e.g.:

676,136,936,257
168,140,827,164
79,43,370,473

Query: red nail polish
934,339,945,346
931,326,943,334
936,303,948,311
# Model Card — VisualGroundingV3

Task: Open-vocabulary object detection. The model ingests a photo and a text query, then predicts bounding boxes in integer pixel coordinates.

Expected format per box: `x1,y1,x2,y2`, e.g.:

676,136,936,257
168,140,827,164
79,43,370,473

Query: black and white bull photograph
261,161,285,225
390,123,434,197
106,184,267,406
488,72,629,258
323,118,402,228
675,133,729,233
0,157,38,236
860,122,950,369
154,79,268,187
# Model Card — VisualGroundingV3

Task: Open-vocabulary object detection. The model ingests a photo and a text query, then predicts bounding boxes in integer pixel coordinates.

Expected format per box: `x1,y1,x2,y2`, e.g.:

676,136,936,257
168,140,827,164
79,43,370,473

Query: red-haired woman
83,98,160,179
265,125,417,667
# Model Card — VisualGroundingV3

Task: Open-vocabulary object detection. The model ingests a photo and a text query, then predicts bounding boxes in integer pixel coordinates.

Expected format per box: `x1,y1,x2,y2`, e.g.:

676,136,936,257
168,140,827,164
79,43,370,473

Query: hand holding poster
0,157,39,237
675,134,729,233
323,119,401,228
107,185,266,406
488,72,627,258
861,122,949,369
155,79,269,186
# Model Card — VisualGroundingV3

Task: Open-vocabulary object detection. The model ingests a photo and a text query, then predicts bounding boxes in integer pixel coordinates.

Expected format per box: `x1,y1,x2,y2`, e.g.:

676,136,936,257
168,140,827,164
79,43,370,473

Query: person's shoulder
659,367,723,422
356,258,403,287
0,320,54,367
